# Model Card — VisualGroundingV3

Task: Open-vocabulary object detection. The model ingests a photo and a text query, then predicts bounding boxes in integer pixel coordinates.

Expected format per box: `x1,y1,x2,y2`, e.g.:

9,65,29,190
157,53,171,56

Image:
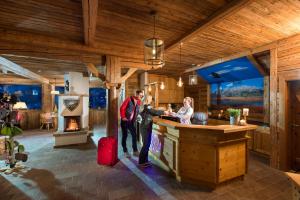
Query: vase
230,116,240,125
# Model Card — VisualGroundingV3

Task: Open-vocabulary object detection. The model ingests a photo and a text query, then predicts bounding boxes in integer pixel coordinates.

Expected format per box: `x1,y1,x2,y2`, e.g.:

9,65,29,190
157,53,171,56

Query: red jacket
120,96,141,120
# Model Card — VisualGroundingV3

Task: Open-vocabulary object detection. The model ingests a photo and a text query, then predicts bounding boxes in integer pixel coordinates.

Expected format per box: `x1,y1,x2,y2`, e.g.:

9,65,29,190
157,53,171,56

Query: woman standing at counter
171,97,194,124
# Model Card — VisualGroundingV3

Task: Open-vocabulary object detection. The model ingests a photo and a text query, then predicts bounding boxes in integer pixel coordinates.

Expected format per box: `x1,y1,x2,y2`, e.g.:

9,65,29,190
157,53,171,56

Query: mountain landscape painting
210,78,264,109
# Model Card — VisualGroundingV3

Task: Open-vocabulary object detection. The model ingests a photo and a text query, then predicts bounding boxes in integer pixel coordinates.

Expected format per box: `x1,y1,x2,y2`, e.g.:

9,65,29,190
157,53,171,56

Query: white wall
64,72,89,96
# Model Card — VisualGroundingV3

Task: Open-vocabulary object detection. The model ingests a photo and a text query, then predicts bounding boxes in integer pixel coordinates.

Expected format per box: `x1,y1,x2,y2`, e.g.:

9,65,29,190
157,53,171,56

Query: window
89,88,106,109
0,84,42,109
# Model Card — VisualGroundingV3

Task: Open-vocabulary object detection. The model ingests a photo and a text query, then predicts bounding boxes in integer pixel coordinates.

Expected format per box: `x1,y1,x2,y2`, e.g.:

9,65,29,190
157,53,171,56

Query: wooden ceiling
0,0,299,79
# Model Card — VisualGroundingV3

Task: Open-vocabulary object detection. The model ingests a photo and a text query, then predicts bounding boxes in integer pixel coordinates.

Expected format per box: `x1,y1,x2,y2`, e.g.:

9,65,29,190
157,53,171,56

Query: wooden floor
0,127,292,200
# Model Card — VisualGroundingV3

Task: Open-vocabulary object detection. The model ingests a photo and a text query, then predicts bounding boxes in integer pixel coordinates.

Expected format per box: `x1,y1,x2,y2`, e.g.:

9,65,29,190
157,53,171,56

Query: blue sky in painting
197,57,263,83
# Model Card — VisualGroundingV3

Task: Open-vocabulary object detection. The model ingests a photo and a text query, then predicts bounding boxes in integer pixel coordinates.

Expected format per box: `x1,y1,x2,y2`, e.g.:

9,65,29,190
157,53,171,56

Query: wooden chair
40,113,53,131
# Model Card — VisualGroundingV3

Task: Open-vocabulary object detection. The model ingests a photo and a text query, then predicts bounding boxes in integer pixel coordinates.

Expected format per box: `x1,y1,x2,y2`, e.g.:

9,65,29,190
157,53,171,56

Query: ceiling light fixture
160,82,165,90
177,42,183,87
144,11,164,68
51,78,60,95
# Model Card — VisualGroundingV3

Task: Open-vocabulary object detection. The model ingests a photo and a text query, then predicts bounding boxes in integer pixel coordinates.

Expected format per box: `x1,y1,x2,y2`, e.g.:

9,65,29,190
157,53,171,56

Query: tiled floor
0,127,292,200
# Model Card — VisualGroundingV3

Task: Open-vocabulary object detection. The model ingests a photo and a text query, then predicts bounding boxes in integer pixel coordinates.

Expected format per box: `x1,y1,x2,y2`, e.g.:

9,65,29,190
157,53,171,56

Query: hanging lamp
144,11,164,68
189,71,198,85
160,82,165,90
51,78,60,95
177,43,183,87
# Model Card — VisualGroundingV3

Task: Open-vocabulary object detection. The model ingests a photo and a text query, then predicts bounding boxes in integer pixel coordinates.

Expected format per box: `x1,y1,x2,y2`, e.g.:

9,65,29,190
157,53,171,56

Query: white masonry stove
54,72,90,147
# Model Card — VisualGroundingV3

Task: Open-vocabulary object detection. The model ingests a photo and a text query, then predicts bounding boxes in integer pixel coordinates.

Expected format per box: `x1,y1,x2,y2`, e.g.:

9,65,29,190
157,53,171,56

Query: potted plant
1,124,27,168
227,108,241,125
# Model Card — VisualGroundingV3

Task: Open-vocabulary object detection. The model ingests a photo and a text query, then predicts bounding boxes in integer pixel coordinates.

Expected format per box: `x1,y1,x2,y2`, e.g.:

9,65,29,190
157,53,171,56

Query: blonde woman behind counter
170,97,194,124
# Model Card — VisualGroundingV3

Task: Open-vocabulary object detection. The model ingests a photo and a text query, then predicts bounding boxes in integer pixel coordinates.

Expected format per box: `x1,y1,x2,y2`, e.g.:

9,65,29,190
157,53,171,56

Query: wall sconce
148,85,152,92
160,82,165,90
177,77,183,87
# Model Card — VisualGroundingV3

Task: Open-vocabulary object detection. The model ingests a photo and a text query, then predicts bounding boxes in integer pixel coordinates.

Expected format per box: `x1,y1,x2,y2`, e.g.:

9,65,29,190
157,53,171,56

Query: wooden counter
150,117,257,188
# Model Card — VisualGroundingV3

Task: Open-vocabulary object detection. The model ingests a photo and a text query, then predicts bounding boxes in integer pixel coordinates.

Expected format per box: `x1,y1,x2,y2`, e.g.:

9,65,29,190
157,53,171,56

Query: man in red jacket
120,90,144,158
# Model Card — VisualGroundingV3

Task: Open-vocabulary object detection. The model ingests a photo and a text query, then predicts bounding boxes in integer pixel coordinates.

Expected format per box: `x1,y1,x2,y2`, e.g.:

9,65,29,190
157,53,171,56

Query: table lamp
13,102,28,110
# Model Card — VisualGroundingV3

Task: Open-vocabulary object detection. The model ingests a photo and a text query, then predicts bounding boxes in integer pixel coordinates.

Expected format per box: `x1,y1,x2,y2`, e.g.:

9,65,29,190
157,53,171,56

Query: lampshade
51,78,60,95
13,102,28,110
144,12,164,68
50,90,60,95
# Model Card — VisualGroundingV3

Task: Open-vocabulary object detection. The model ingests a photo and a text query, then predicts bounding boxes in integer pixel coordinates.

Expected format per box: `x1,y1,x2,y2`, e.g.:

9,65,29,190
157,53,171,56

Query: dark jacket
140,105,164,127
120,96,141,122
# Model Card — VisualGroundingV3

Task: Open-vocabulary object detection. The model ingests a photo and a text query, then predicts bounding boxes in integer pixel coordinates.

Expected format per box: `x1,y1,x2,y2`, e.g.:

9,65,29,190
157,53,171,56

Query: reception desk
150,117,257,188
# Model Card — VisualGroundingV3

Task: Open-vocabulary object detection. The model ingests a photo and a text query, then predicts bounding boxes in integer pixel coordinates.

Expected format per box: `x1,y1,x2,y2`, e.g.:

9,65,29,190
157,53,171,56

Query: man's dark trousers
121,120,138,153
138,122,152,164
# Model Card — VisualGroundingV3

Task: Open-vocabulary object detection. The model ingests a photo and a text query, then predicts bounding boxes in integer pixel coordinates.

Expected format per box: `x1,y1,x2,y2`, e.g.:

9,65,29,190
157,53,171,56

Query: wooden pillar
270,48,279,168
42,83,52,113
105,56,121,137
264,76,270,124
106,86,119,137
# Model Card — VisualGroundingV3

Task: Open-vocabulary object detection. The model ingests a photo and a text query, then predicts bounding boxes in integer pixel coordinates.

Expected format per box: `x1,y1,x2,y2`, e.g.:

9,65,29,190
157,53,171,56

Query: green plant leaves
0,125,23,137
18,145,25,153
11,126,23,137
1,126,12,137
227,108,241,117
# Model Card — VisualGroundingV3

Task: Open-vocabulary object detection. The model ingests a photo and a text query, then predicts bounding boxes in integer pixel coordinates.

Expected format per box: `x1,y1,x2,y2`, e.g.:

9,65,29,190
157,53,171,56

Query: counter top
153,117,257,133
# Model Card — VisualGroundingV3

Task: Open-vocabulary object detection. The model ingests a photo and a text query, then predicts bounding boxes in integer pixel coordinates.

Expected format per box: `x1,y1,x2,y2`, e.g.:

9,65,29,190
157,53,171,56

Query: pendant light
189,71,198,85
51,78,59,95
148,85,152,92
160,82,165,90
177,77,183,87
177,43,183,87
144,11,164,68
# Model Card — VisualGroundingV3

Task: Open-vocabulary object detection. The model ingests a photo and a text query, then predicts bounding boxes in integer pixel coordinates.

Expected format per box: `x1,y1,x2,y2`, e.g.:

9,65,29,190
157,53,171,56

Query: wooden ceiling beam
0,29,143,64
0,57,50,84
165,0,252,52
82,0,98,46
120,59,151,70
184,42,277,73
247,55,268,76
119,68,137,83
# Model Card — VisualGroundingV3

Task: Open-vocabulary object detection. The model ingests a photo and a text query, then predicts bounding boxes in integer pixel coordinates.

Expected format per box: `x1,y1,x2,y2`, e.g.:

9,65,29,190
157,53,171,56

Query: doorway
288,80,300,171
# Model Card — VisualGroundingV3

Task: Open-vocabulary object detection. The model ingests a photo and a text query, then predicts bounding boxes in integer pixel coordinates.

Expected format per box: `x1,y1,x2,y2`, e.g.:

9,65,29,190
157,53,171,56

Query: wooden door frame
277,69,300,170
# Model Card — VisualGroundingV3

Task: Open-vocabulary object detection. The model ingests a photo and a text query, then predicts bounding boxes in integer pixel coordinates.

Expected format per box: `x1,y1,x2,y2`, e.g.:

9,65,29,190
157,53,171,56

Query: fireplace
64,116,81,132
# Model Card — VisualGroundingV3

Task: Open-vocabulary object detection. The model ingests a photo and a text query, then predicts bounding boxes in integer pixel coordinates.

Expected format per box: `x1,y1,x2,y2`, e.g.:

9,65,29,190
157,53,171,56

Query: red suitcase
97,136,118,166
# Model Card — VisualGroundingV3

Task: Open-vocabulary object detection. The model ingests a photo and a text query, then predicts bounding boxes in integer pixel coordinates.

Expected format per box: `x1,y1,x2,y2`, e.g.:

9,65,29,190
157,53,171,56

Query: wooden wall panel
89,109,106,129
19,110,42,130
125,72,140,98
183,75,208,112
271,34,300,170
148,74,184,104
125,73,184,105
277,34,300,72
